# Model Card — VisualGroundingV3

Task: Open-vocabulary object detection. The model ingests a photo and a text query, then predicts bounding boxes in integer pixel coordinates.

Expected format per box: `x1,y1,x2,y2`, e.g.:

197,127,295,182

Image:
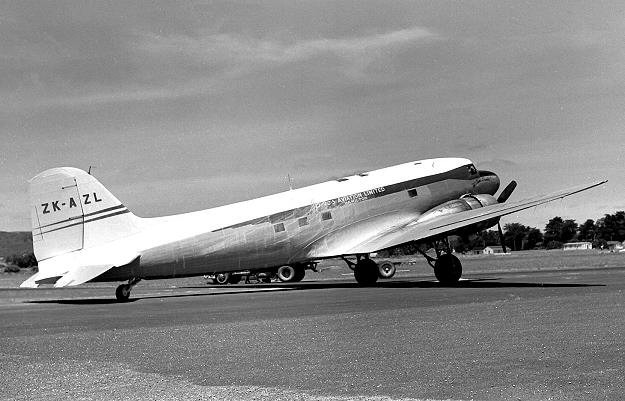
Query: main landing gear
277,264,306,283
343,237,462,287
416,237,462,285
115,277,141,302
342,255,379,286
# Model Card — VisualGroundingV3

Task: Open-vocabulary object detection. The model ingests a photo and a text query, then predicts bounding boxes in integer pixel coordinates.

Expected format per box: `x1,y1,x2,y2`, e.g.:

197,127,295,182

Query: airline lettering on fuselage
41,192,102,214
315,186,386,210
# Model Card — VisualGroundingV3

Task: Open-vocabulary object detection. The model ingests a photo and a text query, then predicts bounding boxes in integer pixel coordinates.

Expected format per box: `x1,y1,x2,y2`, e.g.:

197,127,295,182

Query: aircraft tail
29,167,141,262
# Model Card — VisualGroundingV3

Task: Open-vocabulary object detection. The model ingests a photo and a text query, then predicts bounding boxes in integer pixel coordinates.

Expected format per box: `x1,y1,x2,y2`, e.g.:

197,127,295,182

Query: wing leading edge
332,180,607,256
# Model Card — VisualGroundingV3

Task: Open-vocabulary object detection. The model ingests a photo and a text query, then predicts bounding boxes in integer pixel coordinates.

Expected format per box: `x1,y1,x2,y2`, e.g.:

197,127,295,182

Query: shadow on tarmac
29,298,139,305
201,278,605,290
27,278,604,305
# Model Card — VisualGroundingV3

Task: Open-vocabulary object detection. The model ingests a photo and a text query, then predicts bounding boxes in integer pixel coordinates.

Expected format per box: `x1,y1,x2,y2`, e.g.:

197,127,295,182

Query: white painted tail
30,167,141,261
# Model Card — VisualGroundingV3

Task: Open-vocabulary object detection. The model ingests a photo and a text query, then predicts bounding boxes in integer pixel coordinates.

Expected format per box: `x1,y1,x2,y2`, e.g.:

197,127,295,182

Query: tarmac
1,264,624,400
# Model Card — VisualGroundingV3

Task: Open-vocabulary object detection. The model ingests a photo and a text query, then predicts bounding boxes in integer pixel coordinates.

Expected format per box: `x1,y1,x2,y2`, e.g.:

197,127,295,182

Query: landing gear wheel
215,273,230,285
277,265,296,282
115,284,131,302
377,261,396,279
354,259,379,286
292,265,306,282
434,254,462,284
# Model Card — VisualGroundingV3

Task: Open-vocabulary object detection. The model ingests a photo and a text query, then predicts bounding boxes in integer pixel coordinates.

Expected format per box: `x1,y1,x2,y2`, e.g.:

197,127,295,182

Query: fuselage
94,157,499,281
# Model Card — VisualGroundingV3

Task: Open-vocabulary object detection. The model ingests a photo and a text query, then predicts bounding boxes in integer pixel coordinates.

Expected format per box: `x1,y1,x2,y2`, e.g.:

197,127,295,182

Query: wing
309,180,606,257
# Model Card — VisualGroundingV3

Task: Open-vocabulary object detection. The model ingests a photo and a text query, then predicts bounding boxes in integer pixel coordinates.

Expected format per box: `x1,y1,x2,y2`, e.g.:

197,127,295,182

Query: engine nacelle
417,194,498,224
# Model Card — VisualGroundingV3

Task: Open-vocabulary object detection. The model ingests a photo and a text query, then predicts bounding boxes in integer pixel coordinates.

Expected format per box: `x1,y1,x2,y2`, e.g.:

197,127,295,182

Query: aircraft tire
354,259,379,286
292,265,306,282
277,265,296,282
377,260,396,279
215,273,230,285
115,284,131,302
434,254,462,284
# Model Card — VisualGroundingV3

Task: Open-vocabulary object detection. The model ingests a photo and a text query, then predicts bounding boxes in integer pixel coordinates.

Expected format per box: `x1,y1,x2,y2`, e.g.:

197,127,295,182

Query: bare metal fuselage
94,164,478,281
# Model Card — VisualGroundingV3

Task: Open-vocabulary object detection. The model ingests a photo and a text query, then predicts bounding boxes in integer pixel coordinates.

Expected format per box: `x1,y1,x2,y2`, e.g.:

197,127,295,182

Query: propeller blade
498,222,508,253
497,180,517,203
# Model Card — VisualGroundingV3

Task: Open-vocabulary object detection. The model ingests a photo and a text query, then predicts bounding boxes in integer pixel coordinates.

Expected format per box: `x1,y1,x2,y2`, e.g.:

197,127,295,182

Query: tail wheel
377,261,396,279
277,265,296,282
434,254,462,284
215,273,230,285
354,259,379,286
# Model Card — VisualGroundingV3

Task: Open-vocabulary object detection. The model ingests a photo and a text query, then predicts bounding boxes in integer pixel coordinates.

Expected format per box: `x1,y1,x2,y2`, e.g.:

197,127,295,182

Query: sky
2,1,625,232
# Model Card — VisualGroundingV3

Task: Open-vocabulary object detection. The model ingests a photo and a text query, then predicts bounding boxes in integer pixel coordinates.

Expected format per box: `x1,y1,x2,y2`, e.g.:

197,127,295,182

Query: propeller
497,180,517,203
495,180,517,253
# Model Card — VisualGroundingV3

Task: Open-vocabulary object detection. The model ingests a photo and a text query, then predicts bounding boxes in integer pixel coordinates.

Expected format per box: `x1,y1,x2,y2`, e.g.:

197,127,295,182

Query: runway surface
1,267,625,400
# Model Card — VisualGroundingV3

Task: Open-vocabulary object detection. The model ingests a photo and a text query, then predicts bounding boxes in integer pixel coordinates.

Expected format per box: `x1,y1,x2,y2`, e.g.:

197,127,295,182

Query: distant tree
578,219,597,242
5,253,37,268
545,240,563,250
502,223,543,250
543,217,577,245
503,223,527,251
561,219,578,243
526,228,544,249
544,216,564,245
450,230,501,253
471,230,500,249
596,211,625,242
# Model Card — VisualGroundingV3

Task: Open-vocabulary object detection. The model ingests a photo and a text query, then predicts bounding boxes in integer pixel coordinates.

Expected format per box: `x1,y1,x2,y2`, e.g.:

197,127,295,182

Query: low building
563,242,592,251
483,246,507,254
606,241,624,252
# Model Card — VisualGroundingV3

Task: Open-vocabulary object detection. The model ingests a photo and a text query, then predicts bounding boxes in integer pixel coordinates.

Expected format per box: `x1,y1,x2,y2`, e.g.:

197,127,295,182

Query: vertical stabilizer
30,168,140,261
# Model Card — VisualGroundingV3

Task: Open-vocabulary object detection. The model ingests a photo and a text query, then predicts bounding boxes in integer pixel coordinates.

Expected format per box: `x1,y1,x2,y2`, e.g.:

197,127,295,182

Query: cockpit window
468,164,478,176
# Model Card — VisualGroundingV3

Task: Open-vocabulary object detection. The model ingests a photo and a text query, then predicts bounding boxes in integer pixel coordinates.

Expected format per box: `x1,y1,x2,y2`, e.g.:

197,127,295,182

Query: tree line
454,211,625,252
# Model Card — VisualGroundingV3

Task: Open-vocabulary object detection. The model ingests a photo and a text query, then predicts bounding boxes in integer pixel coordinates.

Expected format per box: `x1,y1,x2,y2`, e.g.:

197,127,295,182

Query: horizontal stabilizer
20,246,138,288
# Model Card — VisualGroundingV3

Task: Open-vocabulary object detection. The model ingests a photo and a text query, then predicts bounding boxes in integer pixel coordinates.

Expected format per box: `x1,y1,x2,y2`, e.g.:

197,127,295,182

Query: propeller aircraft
21,157,605,301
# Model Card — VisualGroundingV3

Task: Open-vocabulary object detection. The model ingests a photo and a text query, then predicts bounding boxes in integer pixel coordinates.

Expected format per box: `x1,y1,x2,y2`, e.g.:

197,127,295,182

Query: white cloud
138,26,437,66
3,26,437,111
133,26,439,86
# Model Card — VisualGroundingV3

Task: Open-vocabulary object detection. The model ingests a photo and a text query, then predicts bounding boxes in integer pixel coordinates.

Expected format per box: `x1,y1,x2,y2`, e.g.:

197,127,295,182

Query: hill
0,231,33,257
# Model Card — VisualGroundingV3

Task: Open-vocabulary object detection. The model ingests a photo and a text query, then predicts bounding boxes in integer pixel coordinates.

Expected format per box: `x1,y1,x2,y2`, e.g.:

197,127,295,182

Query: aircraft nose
476,170,500,195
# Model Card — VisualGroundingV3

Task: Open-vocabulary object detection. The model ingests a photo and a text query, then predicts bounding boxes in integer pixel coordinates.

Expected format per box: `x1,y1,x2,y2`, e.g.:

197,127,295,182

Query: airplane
20,157,605,301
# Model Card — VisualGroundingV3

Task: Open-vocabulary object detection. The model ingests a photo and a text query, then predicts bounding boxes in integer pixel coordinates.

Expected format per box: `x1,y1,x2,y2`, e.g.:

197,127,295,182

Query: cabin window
358,173,368,177
468,164,478,176
274,223,285,233
408,189,418,197
321,211,332,221
337,178,349,182
298,217,308,227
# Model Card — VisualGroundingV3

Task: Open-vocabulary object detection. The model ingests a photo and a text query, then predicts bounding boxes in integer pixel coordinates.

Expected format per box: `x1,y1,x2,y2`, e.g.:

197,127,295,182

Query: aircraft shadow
193,277,604,290
26,278,604,304
29,298,139,305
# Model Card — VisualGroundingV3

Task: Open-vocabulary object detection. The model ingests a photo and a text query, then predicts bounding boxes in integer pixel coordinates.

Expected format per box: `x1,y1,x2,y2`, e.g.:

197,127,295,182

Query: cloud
3,26,437,111
137,26,437,67
6,26,437,113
